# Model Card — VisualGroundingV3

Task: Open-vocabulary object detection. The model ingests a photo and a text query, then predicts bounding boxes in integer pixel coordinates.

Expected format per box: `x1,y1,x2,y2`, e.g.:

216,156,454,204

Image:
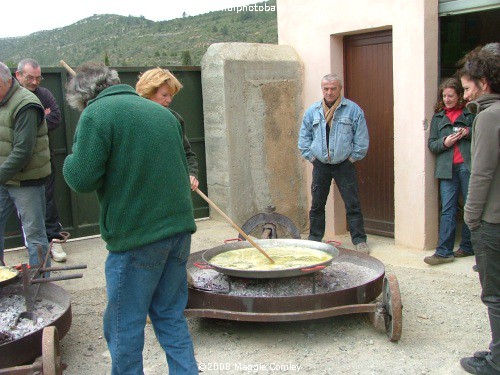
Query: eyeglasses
22,74,43,83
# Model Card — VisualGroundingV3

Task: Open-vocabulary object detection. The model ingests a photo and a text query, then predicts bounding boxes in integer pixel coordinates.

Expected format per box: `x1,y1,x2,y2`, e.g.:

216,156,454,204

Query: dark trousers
472,221,500,371
308,159,367,245
45,159,63,242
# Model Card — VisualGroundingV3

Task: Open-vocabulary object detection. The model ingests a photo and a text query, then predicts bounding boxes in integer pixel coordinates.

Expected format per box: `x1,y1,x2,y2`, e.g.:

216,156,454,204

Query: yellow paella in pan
202,239,339,278
0,266,19,287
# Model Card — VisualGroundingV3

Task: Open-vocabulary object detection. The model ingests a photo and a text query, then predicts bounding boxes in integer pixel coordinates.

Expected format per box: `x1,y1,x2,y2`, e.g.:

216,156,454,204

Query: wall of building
277,0,440,249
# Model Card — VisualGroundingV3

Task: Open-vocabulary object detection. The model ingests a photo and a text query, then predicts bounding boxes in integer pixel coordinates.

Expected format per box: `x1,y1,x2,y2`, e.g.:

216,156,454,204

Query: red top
444,107,464,165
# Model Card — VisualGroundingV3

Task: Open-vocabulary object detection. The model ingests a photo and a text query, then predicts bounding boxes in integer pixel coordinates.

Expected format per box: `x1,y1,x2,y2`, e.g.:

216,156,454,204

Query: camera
453,126,460,133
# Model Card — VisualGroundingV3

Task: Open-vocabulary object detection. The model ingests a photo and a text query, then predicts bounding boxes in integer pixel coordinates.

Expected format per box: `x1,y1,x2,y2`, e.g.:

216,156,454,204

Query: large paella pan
200,239,339,278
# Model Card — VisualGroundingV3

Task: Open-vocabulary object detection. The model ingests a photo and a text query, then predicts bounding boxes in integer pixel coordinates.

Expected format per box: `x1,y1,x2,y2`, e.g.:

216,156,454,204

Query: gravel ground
2,219,488,374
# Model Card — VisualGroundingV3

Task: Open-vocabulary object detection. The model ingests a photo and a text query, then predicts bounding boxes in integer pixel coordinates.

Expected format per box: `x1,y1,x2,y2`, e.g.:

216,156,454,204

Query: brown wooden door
344,31,394,237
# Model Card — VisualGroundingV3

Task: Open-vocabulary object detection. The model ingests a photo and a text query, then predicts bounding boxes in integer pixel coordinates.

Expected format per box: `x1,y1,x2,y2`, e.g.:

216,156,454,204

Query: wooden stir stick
60,60,76,76
195,188,275,264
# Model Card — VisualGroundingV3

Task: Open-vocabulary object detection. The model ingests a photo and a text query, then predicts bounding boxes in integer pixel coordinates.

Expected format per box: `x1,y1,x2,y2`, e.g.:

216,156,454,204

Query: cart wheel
382,273,402,342
42,326,62,375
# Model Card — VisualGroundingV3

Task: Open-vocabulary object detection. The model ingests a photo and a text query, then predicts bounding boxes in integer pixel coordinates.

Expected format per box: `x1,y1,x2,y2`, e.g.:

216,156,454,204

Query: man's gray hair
17,58,40,72
481,42,500,56
0,62,12,84
322,74,343,87
66,62,120,112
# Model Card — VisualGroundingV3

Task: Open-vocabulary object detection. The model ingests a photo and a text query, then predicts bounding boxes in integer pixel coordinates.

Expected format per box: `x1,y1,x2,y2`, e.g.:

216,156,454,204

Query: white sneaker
50,242,67,262
355,242,370,254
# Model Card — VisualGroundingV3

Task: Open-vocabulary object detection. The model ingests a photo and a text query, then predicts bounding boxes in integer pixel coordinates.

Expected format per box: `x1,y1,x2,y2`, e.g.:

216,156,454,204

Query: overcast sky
0,0,263,38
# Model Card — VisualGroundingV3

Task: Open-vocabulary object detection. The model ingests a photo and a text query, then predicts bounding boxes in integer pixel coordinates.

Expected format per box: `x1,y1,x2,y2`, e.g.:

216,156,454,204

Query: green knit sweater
63,84,196,252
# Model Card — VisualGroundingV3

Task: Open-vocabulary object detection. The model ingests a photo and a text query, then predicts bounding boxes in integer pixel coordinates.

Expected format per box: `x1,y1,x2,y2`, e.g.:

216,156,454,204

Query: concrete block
201,43,308,232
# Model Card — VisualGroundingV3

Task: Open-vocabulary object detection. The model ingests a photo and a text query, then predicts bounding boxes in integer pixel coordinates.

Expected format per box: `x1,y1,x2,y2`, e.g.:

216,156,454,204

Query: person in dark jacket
458,43,500,375
16,58,67,262
135,67,199,190
424,77,475,265
0,61,51,267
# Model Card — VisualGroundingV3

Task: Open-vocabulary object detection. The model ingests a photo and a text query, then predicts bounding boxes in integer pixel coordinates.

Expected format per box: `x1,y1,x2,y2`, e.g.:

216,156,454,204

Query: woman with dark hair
424,77,475,265
458,43,500,375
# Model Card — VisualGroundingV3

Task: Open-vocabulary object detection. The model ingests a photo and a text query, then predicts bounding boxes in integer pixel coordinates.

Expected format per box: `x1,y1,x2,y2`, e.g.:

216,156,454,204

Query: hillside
0,0,277,67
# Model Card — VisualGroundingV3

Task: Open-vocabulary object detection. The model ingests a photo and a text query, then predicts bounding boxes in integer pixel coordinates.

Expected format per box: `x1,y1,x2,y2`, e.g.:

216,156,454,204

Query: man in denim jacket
298,74,370,253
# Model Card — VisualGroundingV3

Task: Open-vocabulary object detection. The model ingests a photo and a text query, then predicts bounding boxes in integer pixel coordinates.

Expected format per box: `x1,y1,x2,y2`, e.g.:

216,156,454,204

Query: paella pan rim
201,238,340,278
0,266,20,288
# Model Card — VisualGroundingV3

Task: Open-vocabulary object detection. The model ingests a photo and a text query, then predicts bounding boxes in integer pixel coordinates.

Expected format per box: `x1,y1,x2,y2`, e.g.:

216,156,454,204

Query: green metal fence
5,66,208,249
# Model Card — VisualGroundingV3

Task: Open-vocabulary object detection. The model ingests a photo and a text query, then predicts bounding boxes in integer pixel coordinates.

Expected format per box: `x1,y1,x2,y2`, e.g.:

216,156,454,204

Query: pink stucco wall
277,0,440,249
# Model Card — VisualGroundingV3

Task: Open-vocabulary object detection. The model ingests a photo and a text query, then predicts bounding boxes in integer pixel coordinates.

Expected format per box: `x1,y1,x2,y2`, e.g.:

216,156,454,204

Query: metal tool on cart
16,244,86,324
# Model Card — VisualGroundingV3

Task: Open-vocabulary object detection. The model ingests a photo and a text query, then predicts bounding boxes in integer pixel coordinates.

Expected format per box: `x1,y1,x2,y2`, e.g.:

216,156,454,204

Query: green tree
181,51,192,65
221,25,228,36
239,12,254,21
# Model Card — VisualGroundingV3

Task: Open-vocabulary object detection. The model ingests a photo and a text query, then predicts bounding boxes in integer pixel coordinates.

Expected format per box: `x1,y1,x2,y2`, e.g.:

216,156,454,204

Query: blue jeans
0,184,49,267
436,163,472,257
472,222,500,371
308,159,367,245
103,232,198,375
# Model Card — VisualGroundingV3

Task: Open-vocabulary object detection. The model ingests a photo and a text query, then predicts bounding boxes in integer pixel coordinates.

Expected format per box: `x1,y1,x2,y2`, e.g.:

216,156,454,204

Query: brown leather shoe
453,248,474,258
424,254,454,265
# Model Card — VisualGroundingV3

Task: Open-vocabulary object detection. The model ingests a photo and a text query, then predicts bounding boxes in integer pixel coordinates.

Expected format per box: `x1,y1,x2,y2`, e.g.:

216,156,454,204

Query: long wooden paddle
195,188,275,264
60,60,76,76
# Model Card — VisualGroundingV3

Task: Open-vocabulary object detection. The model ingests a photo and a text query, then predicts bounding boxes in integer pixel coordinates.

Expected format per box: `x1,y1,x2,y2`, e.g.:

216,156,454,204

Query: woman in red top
424,77,475,265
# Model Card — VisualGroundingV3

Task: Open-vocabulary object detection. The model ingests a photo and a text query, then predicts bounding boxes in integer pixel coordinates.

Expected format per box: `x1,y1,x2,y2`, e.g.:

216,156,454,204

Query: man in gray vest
0,61,51,267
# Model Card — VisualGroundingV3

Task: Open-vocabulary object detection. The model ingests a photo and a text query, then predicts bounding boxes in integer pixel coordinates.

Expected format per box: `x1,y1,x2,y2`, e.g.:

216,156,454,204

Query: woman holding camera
424,77,475,265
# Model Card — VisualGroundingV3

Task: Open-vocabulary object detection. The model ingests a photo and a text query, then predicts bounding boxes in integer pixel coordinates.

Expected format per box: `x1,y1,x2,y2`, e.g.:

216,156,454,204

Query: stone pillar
201,42,308,232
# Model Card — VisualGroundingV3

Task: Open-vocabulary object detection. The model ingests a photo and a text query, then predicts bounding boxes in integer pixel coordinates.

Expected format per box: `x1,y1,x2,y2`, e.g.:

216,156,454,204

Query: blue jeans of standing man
103,232,198,375
0,184,49,266
472,221,500,372
436,163,473,257
308,158,367,245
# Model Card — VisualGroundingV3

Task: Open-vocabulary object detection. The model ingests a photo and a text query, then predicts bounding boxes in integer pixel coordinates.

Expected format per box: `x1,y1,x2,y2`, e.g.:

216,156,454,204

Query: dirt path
3,220,487,374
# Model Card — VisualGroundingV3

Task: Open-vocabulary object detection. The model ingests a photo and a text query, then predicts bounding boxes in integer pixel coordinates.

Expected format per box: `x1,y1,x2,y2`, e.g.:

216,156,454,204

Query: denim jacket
298,97,369,164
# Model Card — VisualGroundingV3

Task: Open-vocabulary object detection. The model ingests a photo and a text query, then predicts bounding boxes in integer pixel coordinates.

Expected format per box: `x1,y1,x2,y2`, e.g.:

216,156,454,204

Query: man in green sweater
63,62,198,375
